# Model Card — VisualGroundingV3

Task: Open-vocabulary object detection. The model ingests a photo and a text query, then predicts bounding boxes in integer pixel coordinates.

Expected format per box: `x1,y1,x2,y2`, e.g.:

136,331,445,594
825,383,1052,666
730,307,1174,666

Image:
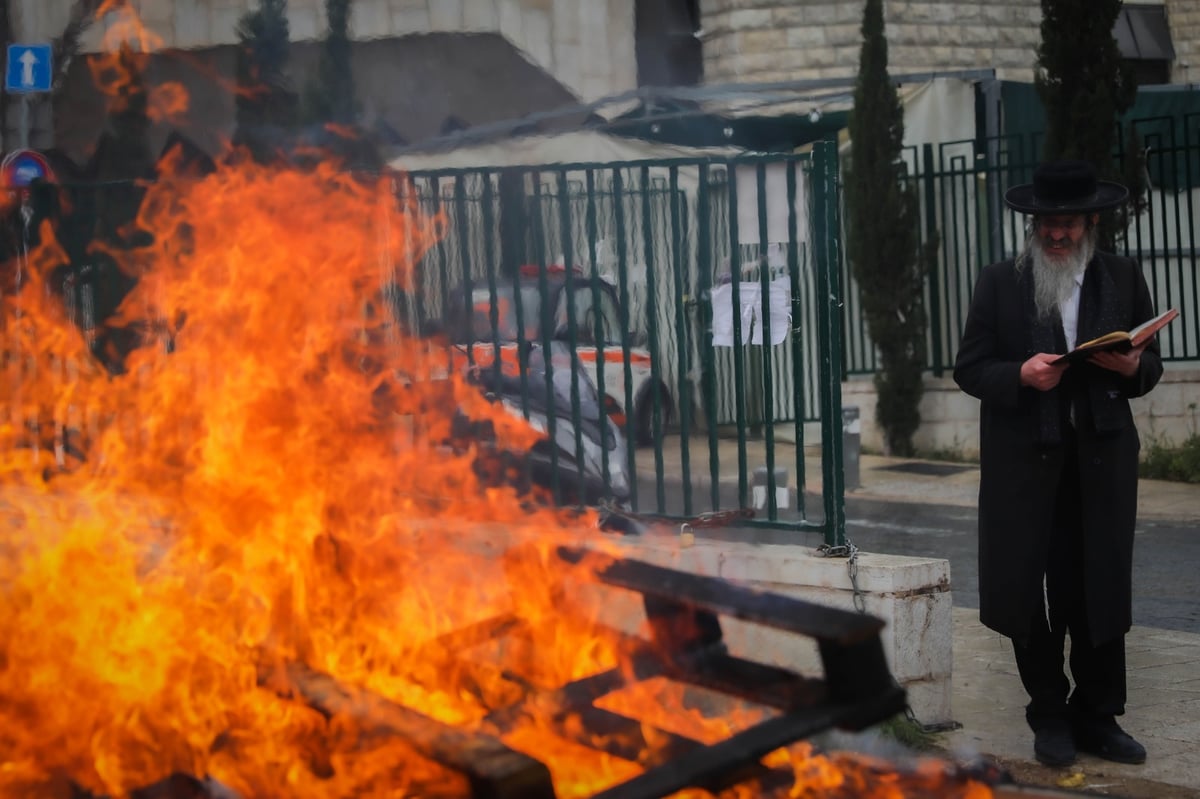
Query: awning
1115,5,1176,61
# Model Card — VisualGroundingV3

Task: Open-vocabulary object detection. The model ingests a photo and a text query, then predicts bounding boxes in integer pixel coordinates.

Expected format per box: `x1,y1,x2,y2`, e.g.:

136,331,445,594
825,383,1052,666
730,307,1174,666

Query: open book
1053,308,1179,364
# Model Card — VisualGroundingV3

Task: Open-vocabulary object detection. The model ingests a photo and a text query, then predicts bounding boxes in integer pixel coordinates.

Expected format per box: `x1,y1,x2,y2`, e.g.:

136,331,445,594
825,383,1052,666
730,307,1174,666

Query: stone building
3,0,1196,155
698,0,1192,87
2,0,639,156
8,0,638,104
9,2,1190,90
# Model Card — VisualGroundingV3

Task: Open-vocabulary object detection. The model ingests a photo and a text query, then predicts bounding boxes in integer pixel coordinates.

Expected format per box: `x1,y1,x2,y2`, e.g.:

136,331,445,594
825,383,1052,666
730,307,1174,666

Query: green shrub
1140,435,1200,483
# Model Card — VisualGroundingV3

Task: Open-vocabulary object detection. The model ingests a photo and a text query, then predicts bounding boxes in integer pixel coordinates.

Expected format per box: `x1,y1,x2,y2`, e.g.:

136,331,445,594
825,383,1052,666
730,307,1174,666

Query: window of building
635,0,702,88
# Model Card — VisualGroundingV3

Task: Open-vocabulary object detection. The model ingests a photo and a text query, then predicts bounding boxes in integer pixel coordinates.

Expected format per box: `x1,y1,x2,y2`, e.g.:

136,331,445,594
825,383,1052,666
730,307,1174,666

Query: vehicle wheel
634,386,672,448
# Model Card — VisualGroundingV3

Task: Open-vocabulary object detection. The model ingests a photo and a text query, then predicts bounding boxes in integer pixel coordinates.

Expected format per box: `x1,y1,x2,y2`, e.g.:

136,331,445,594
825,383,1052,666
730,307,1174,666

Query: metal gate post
811,140,846,547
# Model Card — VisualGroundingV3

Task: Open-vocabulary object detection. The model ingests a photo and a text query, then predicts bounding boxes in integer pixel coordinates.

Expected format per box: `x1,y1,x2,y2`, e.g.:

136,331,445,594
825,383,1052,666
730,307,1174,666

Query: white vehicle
446,266,674,447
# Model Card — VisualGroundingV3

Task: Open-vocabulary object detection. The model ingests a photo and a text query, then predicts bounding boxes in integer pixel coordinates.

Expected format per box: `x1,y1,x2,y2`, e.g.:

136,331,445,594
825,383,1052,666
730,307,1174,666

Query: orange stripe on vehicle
577,348,652,367
450,345,521,372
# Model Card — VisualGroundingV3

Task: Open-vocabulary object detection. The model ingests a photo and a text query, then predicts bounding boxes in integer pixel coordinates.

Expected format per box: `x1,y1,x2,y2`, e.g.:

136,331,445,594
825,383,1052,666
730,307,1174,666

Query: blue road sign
5,44,53,94
2,149,55,188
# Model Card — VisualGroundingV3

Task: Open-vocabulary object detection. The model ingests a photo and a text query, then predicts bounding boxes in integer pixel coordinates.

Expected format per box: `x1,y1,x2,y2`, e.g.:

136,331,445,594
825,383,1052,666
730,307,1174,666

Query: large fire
0,6,996,799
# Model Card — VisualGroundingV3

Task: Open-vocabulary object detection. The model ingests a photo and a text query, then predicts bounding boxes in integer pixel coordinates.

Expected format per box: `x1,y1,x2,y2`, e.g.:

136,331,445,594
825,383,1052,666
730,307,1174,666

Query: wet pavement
635,438,1200,795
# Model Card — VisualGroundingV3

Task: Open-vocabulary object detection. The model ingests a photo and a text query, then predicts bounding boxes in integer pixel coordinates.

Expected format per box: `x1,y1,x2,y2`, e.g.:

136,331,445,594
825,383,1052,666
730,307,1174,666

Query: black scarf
1022,266,1067,445
1022,255,1127,445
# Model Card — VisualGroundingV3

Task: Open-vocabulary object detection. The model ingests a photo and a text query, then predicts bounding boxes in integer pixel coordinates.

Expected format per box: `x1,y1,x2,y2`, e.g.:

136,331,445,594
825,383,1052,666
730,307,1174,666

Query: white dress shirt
1058,264,1089,350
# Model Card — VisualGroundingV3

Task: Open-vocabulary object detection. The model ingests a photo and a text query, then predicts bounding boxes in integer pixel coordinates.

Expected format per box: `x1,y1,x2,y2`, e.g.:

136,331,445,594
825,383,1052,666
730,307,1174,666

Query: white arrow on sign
19,49,38,87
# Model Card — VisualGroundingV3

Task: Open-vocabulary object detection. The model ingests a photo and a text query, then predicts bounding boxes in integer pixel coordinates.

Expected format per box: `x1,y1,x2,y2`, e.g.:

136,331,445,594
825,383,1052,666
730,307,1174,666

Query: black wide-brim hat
1004,159,1129,215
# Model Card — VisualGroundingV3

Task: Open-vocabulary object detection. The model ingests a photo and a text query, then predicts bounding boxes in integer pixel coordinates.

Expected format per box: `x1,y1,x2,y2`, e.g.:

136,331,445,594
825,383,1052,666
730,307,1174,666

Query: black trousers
1011,432,1127,732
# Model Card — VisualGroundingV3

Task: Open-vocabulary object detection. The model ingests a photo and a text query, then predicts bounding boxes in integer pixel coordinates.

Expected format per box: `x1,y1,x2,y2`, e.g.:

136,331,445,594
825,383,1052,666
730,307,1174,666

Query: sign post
1,148,55,290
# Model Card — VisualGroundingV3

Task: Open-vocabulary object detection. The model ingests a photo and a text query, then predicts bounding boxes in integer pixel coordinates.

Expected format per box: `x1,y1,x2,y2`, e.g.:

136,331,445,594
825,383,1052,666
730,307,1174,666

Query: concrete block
905,679,953,728
621,539,955,726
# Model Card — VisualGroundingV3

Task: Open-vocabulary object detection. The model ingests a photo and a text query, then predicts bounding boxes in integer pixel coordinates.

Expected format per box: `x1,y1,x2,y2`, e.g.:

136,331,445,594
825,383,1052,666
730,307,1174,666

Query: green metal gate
402,141,847,544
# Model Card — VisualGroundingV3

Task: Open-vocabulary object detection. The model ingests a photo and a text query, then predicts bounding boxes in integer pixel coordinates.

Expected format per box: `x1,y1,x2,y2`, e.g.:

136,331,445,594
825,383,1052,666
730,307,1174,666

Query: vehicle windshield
445,278,623,348
446,285,543,344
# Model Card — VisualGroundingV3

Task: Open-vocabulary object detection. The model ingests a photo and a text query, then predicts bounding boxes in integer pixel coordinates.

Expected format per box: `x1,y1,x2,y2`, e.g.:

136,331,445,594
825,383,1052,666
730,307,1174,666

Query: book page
1075,330,1131,350
1129,308,1179,346
1051,309,1178,365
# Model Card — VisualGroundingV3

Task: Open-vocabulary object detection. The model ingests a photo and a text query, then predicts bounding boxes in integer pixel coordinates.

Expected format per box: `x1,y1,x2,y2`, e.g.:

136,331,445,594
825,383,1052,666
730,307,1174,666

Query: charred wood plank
69,774,220,799
546,706,699,766
558,548,884,647
649,650,830,712
818,634,904,710
588,697,905,799
486,665,633,730
434,613,527,651
281,662,556,799
515,704,784,794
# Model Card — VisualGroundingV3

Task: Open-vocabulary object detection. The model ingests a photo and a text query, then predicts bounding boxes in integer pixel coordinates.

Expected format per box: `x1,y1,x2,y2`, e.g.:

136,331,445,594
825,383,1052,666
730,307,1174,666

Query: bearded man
954,160,1163,768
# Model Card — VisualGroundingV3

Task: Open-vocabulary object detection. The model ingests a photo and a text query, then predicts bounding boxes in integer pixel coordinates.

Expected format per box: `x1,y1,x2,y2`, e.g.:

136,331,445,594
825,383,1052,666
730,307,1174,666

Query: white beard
1029,231,1096,322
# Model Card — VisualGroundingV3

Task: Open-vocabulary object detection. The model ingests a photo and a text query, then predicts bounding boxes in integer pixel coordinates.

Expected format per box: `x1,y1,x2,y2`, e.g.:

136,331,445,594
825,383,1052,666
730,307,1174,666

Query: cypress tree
1035,0,1143,249
234,0,297,163
844,0,931,456
51,0,104,95
104,44,154,181
87,43,155,251
303,0,357,126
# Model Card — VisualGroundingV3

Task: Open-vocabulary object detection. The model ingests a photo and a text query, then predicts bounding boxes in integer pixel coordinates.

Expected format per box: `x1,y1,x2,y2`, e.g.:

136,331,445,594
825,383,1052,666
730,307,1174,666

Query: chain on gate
816,538,865,613
816,538,962,734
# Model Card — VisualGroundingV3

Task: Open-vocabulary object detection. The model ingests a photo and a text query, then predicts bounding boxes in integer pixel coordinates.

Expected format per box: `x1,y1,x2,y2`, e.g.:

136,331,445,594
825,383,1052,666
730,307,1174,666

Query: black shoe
1034,723,1077,767
1075,720,1147,764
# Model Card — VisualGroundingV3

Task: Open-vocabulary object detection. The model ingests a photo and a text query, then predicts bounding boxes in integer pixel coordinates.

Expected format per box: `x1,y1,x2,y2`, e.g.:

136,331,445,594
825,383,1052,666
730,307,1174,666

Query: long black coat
953,252,1163,645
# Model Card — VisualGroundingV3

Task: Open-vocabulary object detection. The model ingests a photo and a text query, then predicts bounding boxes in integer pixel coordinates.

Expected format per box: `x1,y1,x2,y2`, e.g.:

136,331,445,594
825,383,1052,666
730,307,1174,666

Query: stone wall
700,0,1169,86
9,0,636,104
844,367,1200,460
1168,0,1200,84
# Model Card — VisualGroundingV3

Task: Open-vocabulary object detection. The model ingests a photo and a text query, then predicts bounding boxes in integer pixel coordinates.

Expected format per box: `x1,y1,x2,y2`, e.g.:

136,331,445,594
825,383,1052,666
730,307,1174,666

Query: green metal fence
402,142,848,542
5,141,850,545
842,125,1200,376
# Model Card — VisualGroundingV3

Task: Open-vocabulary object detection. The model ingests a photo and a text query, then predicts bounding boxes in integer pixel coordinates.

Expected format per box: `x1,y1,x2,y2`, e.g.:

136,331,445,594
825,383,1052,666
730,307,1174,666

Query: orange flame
86,1,189,125
0,148,622,798
0,6,997,799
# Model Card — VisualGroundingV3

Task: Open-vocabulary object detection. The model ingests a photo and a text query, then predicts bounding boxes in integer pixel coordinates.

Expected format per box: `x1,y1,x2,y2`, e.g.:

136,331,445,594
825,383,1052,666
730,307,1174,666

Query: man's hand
1020,352,1069,391
1089,345,1146,378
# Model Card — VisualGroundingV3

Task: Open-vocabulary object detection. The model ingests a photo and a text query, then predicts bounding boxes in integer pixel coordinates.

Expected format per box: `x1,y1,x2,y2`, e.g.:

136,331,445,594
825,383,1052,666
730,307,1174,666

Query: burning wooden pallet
63,548,906,799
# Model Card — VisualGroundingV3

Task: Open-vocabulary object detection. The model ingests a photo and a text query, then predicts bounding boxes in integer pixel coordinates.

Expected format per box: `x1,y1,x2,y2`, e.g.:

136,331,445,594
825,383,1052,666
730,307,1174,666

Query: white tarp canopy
387,129,742,173
835,76,980,158
900,77,978,147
